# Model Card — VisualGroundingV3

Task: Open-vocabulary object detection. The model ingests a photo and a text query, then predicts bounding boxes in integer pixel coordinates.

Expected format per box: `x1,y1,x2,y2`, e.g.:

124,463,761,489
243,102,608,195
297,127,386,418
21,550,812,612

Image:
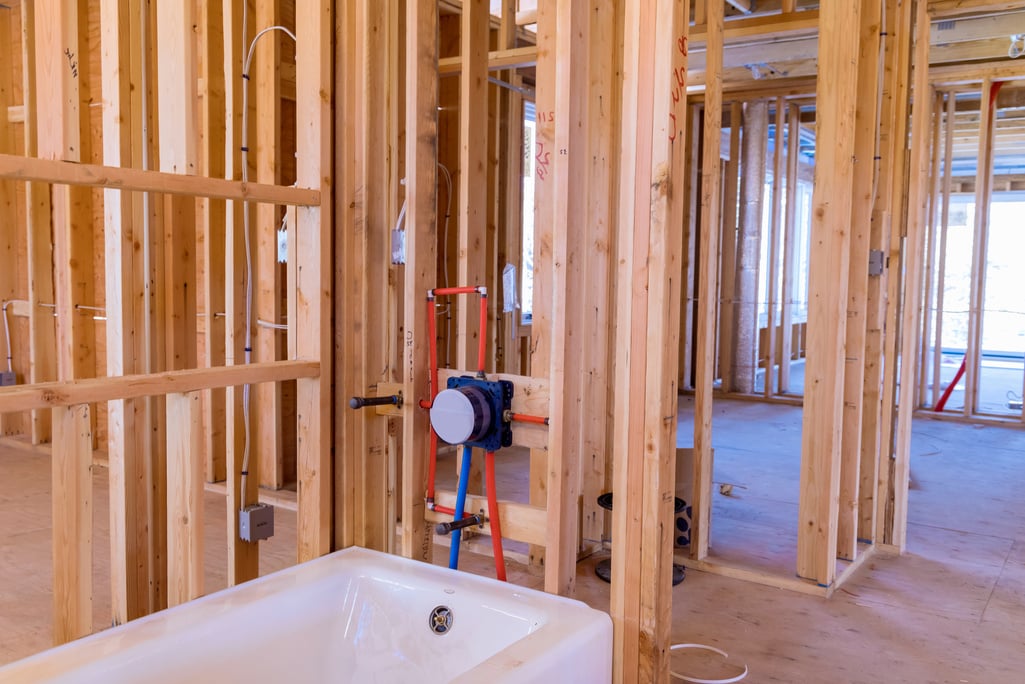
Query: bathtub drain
428,606,453,635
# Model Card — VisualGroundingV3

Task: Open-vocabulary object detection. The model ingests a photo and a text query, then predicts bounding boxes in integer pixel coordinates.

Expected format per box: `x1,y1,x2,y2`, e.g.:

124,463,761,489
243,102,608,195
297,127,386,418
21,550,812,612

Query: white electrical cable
1,301,12,373
238,3,298,513
437,162,453,366
669,643,749,684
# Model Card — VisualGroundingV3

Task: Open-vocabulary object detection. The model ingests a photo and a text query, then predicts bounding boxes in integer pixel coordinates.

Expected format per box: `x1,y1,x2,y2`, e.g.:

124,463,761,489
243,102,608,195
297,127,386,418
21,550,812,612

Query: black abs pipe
435,514,483,536
349,395,402,409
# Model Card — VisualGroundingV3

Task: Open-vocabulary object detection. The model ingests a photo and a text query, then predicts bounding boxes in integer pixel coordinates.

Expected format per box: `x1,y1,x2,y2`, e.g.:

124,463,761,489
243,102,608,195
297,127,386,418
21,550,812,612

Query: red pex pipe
478,293,488,373
510,413,549,426
433,503,456,516
432,286,479,296
426,295,440,501
934,357,966,412
485,451,507,581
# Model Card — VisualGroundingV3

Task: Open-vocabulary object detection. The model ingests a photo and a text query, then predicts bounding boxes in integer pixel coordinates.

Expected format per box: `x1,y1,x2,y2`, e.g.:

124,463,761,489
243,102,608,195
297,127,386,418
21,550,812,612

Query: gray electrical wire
238,4,298,514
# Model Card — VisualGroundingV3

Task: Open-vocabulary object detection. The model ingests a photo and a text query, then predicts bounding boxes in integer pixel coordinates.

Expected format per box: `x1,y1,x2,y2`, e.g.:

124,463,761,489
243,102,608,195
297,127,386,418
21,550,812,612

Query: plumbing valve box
431,376,513,452
239,503,274,543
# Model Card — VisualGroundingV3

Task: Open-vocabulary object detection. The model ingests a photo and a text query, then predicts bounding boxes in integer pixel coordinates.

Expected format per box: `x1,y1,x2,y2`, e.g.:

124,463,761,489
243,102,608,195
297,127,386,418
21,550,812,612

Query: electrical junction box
0,371,15,387
239,503,274,542
431,376,513,452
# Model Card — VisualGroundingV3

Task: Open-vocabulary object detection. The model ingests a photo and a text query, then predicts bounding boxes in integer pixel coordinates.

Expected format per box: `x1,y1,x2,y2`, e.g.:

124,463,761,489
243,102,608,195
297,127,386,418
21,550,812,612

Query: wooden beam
929,0,1024,19
437,46,539,74
692,0,723,562
50,404,92,644
690,9,819,44
166,392,204,605
427,491,547,546
0,152,320,205
796,0,863,586
400,0,438,564
837,0,884,561
611,0,687,679
0,361,318,414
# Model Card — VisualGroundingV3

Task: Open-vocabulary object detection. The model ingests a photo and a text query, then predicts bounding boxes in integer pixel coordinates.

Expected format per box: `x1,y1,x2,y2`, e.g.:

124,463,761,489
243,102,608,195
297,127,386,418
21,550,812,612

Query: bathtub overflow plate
429,605,453,635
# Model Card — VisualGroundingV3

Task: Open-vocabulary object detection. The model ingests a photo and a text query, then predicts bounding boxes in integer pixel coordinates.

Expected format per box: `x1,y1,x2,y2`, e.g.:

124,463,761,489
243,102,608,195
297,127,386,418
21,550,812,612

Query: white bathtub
0,547,612,683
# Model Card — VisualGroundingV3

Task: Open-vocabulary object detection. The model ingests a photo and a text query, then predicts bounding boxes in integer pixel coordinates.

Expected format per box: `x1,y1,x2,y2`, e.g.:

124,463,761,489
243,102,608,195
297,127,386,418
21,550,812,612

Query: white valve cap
430,388,479,444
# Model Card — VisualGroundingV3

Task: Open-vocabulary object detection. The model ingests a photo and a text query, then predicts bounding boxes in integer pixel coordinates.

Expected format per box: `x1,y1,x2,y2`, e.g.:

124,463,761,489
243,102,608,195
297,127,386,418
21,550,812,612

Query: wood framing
691,0,722,561
166,391,204,605
892,0,935,550
837,0,884,561
610,0,687,679
50,404,92,645
796,0,863,586
400,0,438,564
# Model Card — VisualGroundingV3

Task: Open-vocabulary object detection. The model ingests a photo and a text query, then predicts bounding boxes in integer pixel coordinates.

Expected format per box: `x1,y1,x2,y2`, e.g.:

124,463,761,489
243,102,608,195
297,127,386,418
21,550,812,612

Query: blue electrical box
445,375,514,452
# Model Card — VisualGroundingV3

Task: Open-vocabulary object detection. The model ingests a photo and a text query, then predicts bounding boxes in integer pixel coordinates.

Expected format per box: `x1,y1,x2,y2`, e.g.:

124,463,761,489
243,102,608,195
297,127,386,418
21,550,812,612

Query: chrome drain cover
428,605,453,635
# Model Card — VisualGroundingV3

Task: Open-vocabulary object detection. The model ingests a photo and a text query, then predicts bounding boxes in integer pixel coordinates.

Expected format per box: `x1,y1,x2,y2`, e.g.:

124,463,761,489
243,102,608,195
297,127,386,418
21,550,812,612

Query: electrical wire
238,4,298,513
437,163,453,366
1,301,13,373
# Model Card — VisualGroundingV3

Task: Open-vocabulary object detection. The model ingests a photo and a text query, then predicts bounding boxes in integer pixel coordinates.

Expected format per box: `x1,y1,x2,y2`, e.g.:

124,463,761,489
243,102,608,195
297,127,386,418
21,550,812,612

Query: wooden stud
779,102,800,393
691,0,722,562
918,91,945,406
50,404,92,644
891,0,934,551
400,0,437,564
99,0,153,624
527,0,555,574
933,92,955,410
455,0,489,504
610,0,687,678
34,0,96,388
964,79,996,418
543,0,588,597
864,0,913,545
577,0,617,559
717,101,742,393
731,100,766,395
19,0,57,444
295,0,333,562
254,0,284,491
0,7,17,437
837,0,884,561
166,392,204,605
223,0,260,585
796,0,863,586
764,97,785,397
197,0,227,483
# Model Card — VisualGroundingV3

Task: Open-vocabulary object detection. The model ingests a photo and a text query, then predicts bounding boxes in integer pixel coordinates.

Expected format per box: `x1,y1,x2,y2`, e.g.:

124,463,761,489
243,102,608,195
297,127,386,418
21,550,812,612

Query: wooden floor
3,400,1025,681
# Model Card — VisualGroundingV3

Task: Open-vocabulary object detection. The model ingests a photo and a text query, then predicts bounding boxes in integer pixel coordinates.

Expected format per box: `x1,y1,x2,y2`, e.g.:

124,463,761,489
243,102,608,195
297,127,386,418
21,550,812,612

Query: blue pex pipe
449,445,474,570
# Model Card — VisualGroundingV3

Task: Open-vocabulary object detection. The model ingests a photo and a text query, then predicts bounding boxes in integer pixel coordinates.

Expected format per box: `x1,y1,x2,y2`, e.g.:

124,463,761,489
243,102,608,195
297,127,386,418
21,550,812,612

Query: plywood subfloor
3,402,1025,681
